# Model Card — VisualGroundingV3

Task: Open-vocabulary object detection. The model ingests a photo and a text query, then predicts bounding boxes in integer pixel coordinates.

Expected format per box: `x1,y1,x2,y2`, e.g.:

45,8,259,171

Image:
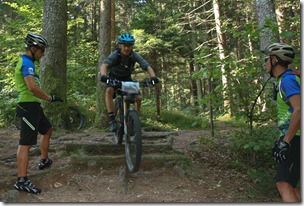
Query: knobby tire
125,109,142,173
68,106,84,130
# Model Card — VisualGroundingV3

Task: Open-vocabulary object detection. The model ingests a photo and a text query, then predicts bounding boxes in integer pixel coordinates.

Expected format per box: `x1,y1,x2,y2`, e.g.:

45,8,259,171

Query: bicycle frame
121,82,140,134
114,92,137,132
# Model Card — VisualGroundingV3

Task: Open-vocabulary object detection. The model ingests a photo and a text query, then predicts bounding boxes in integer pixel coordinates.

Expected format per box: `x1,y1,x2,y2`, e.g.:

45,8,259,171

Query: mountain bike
108,78,156,173
13,105,84,130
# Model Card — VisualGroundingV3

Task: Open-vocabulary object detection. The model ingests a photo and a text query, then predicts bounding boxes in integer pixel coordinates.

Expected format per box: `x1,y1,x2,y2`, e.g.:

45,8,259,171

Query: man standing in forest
99,33,159,132
14,33,63,194
262,43,300,202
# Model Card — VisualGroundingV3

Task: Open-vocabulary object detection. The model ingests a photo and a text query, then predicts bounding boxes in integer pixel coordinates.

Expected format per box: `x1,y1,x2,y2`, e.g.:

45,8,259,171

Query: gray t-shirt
103,49,150,79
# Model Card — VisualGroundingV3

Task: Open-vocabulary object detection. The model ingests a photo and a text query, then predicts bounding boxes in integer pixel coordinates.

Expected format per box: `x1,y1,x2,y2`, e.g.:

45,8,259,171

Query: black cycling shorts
16,102,52,146
275,135,300,187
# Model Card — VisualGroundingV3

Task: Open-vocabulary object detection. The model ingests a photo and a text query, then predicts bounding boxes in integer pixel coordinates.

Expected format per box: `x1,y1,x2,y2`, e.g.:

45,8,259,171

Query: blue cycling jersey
280,70,300,99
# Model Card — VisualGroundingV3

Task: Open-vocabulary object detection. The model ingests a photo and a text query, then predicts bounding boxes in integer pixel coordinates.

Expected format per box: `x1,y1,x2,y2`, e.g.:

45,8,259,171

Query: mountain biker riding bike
262,43,300,202
14,33,63,194
99,33,160,132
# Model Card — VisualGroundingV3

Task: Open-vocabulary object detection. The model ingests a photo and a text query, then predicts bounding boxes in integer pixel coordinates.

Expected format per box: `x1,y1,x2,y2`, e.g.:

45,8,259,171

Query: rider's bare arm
147,66,156,78
24,76,51,101
99,63,109,76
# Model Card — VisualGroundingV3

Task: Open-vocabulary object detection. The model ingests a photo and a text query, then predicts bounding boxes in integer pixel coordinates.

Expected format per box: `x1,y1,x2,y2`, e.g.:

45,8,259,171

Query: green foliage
0,97,17,127
141,108,207,131
245,168,277,198
0,0,43,127
160,110,203,130
66,63,97,127
214,117,278,197
216,114,248,128
196,21,281,124
0,0,300,131
228,125,278,169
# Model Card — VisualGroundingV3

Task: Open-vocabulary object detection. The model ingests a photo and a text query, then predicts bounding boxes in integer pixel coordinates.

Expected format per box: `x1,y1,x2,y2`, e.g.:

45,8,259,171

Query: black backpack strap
278,79,290,107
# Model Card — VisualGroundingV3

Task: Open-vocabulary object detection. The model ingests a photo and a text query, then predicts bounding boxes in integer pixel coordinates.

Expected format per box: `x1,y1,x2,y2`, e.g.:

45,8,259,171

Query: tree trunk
255,0,279,50
255,0,279,112
41,0,68,128
213,0,232,116
188,0,202,113
208,78,214,137
149,50,161,117
189,56,198,110
91,0,98,42
95,0,111,128
111,0,116,50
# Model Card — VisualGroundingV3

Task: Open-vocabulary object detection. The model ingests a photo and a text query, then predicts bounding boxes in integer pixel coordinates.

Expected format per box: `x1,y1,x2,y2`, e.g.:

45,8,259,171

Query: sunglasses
121,43,133,47
264,56,270,63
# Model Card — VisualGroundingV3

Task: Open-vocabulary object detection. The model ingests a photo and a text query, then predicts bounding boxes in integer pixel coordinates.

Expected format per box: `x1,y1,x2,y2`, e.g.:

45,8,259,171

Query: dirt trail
0,126,279,203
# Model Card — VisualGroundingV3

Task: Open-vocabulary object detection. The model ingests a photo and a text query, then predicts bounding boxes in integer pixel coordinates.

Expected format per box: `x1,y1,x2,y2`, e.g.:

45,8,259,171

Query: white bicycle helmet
262,43,295,64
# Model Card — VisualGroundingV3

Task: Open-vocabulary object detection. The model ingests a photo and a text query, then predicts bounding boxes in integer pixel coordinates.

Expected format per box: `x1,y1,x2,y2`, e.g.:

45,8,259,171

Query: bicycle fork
123,112,127,138
123,102,134,137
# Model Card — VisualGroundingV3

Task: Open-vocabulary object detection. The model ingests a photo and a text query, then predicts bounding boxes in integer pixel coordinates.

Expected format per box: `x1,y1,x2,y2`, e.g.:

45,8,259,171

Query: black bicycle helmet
25,33,49,49
118,33,135,45
261,43,295,64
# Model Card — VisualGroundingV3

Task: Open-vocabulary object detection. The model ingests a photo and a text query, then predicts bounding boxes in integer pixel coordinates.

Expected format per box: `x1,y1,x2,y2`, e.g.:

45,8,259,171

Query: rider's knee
105,87,114,98
48,127,54,134
136,95,142,101
276,181,293,193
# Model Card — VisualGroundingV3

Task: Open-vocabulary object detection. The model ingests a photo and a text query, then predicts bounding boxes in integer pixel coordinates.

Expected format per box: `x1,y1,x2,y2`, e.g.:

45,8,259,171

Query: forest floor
0,124,281,204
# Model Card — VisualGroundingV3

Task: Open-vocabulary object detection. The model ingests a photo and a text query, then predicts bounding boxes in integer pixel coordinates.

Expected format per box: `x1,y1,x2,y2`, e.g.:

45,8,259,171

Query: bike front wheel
125,109,142,173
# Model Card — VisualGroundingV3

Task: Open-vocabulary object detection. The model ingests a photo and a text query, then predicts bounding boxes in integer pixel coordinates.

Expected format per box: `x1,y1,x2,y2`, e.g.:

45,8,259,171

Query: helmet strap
269,55,279,77
29,47,38,61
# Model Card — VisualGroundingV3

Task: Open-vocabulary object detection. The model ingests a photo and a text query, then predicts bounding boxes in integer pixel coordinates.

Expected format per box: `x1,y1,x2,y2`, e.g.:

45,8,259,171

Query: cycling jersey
103,49,150,80
276,69,300,136
15,55,41,103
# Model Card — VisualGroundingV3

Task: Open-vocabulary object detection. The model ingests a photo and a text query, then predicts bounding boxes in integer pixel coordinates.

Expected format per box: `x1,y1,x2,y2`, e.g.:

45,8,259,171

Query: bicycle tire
125,109,142,173
13,112,21,130
113,97,124,144
68,106,84,130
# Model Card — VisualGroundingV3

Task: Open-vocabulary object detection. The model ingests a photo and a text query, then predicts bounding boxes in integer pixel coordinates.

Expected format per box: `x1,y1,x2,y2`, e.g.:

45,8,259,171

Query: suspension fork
123,99,129,135
123,96,136,136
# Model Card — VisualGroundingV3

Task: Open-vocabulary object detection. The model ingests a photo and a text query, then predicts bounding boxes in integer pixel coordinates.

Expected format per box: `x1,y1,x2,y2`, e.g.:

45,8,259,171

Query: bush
0,95,17,127
228,124,278,169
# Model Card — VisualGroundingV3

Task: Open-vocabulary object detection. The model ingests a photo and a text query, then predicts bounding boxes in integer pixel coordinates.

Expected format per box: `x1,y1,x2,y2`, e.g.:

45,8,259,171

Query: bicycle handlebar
107,78,156,88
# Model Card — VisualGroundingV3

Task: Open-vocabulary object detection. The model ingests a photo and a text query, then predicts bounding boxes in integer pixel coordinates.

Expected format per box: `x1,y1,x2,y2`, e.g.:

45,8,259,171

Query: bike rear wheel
13,112,21,130
68,106,84,130
113,97,124,144
125,109,142,173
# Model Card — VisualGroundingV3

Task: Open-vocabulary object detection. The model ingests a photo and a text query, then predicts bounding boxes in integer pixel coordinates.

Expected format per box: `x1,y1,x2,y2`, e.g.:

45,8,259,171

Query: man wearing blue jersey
262,43,300,202
14,33,63,194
